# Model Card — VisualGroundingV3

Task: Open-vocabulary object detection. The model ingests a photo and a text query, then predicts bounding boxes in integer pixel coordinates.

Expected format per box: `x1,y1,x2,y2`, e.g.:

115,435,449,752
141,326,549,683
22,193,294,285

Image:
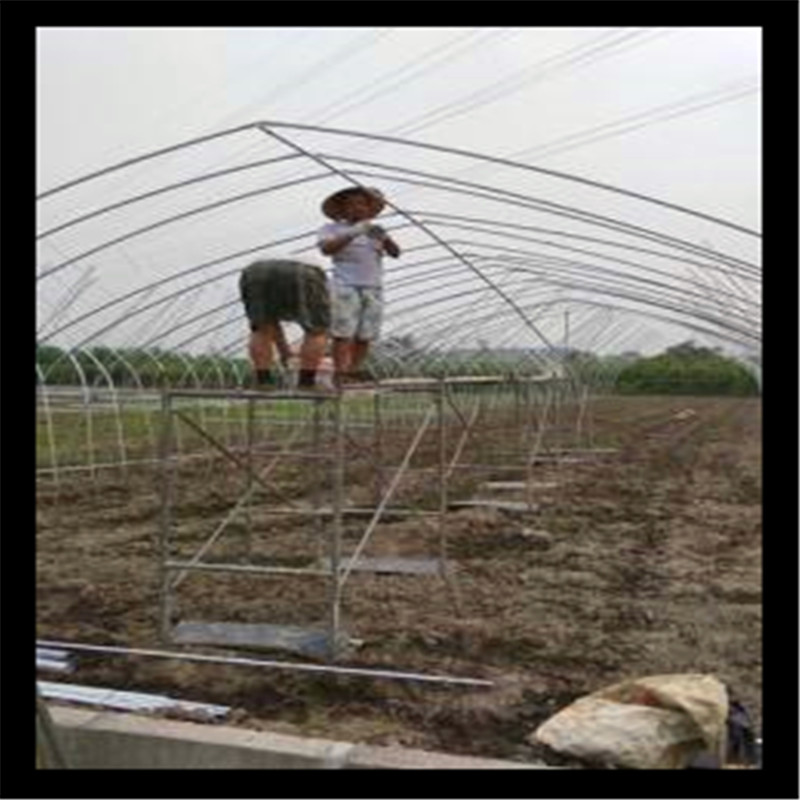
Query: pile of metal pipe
37,647,74,674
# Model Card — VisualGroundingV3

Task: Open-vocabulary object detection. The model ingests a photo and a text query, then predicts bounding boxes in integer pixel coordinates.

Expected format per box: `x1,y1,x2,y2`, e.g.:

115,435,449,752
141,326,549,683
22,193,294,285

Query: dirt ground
36,394,762,765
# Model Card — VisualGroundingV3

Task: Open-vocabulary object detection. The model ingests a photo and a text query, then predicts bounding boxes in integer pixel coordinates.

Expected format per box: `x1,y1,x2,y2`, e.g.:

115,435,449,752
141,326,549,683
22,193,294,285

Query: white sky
36,27,761,358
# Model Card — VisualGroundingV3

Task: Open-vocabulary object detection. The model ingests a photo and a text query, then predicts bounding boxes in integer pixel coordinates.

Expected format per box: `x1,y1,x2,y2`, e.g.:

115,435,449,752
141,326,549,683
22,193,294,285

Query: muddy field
36,394,762,764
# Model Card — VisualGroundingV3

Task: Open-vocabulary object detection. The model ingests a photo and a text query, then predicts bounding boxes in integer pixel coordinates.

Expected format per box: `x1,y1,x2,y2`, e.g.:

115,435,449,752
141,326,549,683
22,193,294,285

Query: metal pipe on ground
36,640,494,688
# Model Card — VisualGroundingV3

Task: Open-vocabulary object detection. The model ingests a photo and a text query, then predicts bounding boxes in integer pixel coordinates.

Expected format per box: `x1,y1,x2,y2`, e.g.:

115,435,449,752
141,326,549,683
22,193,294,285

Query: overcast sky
36,27,761,358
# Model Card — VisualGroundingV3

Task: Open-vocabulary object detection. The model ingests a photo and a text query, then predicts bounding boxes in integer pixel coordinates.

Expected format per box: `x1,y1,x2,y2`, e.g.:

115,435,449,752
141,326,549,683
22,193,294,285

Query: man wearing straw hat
317,186,401,386
239,258,331,390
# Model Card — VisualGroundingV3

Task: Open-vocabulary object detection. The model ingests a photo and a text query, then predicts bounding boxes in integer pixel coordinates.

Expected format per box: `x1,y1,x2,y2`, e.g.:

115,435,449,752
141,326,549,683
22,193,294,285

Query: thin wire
311,28,517,127
389,29,672,139
509,81,760,163
210,28,397,132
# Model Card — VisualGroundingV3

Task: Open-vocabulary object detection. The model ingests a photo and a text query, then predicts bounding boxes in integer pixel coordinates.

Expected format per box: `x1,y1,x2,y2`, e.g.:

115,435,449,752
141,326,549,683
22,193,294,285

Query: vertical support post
312,396,324,557
437,381,448,562
526,384,551,507
37,374,61,506
437,380,447,535
243,396,255,562
437,381,463,617
552,380,562,454
512,380,523,465
525,382,536,508
524,379,534,466
372,389,383,506
116,395,130,488
158,391,176,645
328,393,344,660
575,383,589,450
84,396,98,495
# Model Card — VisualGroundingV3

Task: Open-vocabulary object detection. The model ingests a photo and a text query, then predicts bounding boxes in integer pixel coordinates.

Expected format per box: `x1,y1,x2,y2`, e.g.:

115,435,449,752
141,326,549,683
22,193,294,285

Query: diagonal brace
174,409,295,505
339,405,435,589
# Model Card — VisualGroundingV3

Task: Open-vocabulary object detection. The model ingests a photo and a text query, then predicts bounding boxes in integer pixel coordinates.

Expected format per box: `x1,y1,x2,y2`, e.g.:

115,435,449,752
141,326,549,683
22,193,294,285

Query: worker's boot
252,369,280,390
298,370,334,393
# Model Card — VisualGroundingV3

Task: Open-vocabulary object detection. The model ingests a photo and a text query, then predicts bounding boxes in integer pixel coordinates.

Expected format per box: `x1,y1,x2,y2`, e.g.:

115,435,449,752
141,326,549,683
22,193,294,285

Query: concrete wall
49,706,551,769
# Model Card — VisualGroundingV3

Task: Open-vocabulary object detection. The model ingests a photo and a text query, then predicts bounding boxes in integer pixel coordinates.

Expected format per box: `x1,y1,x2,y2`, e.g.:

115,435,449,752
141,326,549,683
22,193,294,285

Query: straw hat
321,186,386,220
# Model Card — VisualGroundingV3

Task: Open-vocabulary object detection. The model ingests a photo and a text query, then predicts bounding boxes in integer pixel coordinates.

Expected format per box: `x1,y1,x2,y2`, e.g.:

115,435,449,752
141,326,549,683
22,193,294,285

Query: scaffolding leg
313,398,324,559
243,396,255,563
372,390,384,507
437,382,464,617
158,391,176,645
328,394,344,660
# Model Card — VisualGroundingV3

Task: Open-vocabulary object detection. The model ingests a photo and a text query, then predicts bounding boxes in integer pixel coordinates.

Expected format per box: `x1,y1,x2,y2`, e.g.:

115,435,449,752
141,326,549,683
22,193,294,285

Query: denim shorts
331,284,383,340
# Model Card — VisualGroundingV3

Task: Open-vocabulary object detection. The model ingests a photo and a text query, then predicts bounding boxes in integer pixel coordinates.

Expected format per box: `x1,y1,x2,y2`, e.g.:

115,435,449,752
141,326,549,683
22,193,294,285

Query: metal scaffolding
158,386,347,660
156,377,573,662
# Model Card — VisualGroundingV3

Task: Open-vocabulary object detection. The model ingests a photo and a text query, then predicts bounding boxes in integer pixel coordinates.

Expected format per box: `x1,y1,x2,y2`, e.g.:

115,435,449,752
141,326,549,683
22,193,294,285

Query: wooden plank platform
172,622,346,659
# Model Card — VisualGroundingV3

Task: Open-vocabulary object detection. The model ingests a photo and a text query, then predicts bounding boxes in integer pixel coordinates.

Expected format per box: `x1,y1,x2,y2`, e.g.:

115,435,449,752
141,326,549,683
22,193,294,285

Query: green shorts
239,260,331,333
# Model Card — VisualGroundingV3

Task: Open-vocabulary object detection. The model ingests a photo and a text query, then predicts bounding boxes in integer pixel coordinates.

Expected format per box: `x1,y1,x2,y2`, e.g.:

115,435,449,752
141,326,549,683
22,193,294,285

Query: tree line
614,342,759,396
36,340,759,396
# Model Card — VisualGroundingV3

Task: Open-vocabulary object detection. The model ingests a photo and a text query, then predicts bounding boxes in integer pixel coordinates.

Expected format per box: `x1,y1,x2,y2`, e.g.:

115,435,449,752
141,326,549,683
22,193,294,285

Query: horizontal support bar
235,506,440,518
441,464,538,472
35,461,537,478
165,561,331,578
379,376,568,389
36,450,225,476
243,451,336,462
164,388,339,401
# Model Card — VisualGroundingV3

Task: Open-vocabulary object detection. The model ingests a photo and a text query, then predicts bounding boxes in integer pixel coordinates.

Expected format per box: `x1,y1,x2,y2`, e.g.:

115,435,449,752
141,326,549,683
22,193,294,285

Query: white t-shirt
317,222,384,288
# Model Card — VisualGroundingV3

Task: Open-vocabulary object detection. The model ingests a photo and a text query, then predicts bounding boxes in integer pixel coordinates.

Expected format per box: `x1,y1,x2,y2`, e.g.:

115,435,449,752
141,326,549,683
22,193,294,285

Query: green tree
616,341,758,396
